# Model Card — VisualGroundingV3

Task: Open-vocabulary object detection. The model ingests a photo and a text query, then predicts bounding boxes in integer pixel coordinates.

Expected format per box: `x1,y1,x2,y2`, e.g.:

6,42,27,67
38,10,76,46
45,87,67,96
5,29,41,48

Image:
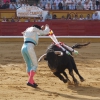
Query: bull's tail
72,42,90,49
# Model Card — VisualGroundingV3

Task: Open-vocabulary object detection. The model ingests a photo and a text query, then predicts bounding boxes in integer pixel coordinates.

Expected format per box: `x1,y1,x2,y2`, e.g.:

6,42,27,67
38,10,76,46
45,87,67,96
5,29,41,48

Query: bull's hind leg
53,72,67,83
72,59,85,82
69,70,79,84
62,71,71,82
73,65,85,82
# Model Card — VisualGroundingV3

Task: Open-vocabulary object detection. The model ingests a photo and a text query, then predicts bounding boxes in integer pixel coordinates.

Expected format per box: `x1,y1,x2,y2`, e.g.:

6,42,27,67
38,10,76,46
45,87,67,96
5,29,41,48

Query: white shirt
92,13,99,20
54,0,60,6
22,26,50,45
9,3,16,9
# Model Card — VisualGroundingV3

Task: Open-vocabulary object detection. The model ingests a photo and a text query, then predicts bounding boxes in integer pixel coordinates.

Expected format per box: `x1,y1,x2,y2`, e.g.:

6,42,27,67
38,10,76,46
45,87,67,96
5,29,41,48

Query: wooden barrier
0,20,100,36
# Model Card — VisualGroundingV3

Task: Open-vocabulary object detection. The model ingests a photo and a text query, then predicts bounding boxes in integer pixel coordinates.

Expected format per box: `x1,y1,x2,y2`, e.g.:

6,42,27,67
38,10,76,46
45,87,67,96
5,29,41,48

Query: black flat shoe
33,83,38,87
27,82,37,88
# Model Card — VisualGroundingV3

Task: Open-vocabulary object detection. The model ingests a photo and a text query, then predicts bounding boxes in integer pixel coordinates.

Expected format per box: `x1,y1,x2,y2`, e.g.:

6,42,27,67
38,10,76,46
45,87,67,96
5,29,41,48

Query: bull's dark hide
45,44,73,72
43,43,86,84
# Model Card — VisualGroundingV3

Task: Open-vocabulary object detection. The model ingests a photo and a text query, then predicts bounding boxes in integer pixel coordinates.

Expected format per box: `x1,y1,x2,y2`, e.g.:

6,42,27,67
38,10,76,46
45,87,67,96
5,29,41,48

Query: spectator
71,14,75,20
16,0,20,3
88,0,93,10
73,14,79,20
96,0,100,10
79,14,84,20
45,12,52,20
45,2,51,10
58,1,63,10
92,0,96,10
9,2,16,9
6,18,9,22
52,14,57,19
67,14,72,20
61,0,67,10
3,0,10,3
24,2,30,6
48,0,53,5
61,15,66,20
33,17,37,22
25,18,31,22
41,0,47,9
38,1,44,9
66,0,73,10
92,12,100,20
84,1,90,10
10,17,15,22
0,3,3,9
21,1,26,7
54,0,60,10
76,1,84,10
16,2,22,9
66,13,70,19
2,17,7,22
38,16,45,22
51,2,56,10
85,14,92,20
32,3,37,6
10,0,16,2
0,0,3,5
80,0,85,7
16,17,21,22
71,0,76,10
2,1,10,9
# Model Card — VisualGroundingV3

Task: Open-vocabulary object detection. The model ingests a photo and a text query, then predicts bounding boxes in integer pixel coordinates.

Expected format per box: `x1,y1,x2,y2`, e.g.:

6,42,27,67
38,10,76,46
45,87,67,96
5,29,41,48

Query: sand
0,41,100,100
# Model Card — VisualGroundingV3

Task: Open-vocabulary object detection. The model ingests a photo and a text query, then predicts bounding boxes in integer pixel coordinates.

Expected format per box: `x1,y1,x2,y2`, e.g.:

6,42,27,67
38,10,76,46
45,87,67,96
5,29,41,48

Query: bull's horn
54,51,63,56
38,54,47,62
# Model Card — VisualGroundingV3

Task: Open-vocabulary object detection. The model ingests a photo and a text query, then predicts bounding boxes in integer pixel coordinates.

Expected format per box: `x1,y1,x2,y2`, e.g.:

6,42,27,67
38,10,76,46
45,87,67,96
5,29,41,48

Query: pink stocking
28,70,35,84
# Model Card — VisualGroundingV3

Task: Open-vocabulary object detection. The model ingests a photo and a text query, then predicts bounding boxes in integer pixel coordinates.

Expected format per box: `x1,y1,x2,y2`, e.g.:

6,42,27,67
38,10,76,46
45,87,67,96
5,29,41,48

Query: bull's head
38,51,63,62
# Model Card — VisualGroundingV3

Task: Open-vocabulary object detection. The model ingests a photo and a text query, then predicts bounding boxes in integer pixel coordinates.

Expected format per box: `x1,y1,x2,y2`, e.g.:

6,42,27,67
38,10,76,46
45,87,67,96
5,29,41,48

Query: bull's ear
38,54,47,62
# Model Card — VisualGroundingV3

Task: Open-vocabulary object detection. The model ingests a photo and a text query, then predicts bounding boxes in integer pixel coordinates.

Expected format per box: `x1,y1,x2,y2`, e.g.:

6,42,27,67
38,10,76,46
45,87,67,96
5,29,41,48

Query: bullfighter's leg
71,58,85,82
62,71,71,82
53,72,67,83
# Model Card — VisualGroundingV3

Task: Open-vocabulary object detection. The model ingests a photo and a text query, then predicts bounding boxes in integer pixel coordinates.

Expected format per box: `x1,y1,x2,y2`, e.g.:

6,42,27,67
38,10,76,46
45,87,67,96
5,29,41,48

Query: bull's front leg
53,72,67,83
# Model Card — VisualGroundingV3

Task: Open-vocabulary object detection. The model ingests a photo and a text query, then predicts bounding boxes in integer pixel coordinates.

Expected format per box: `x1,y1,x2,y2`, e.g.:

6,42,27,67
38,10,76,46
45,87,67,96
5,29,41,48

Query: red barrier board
0,21,100,36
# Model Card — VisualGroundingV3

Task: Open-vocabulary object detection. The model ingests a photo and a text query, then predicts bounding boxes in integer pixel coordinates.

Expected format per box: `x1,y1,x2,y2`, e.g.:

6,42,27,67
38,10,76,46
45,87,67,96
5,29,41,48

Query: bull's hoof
74,80,79,85
80,78,85,82
63,79,68,83
67,80,72,85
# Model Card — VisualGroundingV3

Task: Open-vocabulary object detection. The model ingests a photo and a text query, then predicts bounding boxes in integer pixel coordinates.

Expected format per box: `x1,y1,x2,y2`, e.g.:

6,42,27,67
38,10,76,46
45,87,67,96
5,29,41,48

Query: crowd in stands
0,0,100,10
1,11,100,22
0,0,100,22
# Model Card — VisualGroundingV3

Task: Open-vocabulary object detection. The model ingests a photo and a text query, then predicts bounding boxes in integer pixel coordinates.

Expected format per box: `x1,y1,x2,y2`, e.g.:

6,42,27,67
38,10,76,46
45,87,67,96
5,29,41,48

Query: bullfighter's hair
33,25,42,30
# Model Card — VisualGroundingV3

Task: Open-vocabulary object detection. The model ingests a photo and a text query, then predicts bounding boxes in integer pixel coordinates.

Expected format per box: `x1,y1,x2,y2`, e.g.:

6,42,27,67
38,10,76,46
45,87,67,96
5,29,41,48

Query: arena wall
0,21,100,36
0,19,100,42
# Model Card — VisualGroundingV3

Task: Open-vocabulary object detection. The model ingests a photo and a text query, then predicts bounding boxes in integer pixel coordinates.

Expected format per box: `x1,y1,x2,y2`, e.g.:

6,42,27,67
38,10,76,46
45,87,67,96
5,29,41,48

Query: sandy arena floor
0,41,100,100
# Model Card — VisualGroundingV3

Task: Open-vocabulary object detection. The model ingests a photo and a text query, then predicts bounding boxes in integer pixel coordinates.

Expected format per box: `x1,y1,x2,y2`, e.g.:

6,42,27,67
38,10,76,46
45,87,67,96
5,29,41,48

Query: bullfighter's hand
45,24,49,27
49,30,53,35
74,50,78,55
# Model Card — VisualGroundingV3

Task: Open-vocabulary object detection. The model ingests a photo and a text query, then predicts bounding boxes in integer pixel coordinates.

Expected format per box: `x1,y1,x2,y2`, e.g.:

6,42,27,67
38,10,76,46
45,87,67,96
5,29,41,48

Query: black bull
38,42,90,84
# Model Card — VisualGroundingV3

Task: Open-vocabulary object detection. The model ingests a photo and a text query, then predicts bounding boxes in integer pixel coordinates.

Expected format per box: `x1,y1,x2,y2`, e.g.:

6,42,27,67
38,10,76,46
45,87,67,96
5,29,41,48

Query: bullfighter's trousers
21,43,38,72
